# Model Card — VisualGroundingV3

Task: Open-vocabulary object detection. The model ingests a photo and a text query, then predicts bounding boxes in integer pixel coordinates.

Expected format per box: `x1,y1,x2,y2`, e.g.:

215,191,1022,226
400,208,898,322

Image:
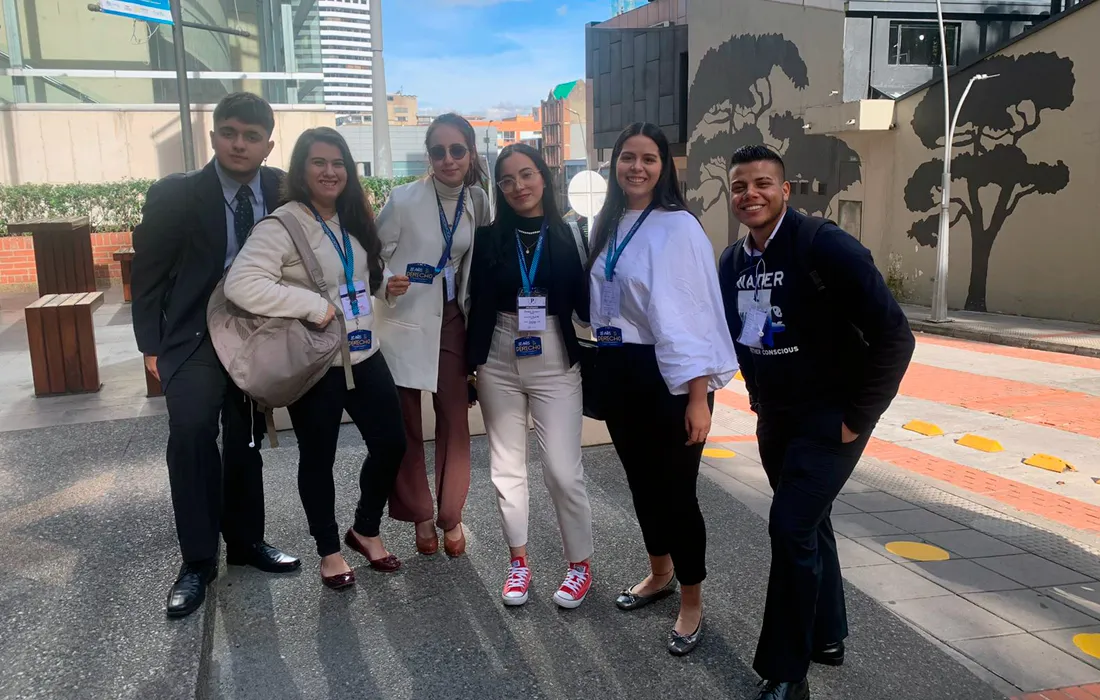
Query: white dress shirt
588,207,739,395
215,160,266,270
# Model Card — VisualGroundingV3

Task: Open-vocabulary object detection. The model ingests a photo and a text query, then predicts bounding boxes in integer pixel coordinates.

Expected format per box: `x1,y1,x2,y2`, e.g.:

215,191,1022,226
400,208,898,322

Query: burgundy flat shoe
344,529,402,573
321,567,355,590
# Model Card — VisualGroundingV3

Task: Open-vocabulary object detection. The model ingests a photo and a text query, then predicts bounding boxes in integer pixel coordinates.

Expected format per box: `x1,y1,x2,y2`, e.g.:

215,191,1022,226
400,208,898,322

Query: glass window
888,21,961,66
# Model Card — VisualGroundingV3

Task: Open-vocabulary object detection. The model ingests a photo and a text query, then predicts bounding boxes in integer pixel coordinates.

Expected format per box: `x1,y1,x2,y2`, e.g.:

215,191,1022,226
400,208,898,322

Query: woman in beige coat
225,127,411,590
375,113,491,557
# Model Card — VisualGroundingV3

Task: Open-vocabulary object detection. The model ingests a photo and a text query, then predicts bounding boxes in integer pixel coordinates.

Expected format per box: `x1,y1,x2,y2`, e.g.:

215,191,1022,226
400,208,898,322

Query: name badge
339,280,370,320
596,326,623,347
348,329,372,352
444,264,456,301
737,308,769,349
517,289,547,332
600,280,621,319
515,336,542,357
407,263,436,284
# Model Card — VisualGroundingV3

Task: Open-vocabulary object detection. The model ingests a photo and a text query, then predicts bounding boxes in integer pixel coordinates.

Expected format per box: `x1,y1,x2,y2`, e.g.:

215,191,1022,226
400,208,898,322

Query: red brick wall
0,232,132,288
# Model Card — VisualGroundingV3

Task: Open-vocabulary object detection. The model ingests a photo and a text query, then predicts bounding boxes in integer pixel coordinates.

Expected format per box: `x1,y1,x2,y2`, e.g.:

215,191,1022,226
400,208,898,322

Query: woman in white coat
375,113,491,557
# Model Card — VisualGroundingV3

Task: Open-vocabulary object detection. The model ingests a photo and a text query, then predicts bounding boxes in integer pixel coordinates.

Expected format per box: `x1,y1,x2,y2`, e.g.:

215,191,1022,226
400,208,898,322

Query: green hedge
0,176,420,235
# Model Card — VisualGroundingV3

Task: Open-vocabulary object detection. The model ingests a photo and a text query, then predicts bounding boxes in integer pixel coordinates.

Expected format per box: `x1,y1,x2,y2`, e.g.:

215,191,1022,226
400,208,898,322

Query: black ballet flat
615,573,677,611
668,616,704,656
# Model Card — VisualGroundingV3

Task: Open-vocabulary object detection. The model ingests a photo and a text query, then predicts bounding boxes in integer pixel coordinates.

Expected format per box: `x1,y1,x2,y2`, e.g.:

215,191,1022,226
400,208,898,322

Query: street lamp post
929,64,998,322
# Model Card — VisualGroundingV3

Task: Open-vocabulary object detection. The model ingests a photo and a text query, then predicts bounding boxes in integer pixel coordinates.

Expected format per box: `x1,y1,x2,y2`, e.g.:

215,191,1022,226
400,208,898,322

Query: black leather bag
568,221,605,421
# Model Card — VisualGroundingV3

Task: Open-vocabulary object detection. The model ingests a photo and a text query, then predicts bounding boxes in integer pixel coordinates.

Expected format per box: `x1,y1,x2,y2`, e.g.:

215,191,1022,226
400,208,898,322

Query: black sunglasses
429,144,469,162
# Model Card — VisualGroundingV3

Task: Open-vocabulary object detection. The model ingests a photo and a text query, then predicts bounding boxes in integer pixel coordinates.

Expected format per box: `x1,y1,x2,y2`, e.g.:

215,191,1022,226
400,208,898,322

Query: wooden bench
8,217,97,296
113,247,135,302
25,292,104,397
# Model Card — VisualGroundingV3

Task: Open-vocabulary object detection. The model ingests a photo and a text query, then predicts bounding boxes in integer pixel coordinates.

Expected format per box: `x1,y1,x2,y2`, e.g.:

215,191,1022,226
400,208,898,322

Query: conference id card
517,289,547,332
444,264,456,301
596,326,623,347
737,308,768,349
515,336,542,357
339,280,370,320
600,280,621,319
407,263,436,284
348,329,372,352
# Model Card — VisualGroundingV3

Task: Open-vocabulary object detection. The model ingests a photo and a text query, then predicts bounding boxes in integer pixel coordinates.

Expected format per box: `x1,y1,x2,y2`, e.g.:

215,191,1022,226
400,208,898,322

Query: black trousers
287,353,407,558
163,336,266,565
599,343,712,587
752,405,873,681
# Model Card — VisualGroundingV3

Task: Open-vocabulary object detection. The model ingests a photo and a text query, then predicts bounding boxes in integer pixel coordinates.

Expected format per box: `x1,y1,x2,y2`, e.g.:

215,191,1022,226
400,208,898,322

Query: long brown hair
284,127,384,293
425,113,487,188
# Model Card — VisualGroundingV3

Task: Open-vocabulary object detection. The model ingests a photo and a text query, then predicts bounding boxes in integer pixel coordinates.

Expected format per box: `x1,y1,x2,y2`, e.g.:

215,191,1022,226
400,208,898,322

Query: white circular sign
568,170,607,219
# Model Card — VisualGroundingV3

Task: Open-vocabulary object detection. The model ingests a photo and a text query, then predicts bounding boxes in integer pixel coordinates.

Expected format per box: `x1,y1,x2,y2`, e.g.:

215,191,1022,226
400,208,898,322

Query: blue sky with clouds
382,0,611,117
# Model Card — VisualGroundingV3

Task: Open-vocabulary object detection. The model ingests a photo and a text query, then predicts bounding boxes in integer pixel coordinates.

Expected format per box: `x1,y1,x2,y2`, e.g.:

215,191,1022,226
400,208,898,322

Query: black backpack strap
794,215,833,295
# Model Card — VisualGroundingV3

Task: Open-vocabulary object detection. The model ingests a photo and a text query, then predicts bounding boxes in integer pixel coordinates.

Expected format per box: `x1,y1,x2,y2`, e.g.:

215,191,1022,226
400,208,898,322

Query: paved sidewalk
904,305,1100,359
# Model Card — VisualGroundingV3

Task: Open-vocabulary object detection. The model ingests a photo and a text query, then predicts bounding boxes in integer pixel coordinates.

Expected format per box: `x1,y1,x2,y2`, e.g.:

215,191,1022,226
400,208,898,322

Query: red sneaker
553,562,592,609
502,557,532,606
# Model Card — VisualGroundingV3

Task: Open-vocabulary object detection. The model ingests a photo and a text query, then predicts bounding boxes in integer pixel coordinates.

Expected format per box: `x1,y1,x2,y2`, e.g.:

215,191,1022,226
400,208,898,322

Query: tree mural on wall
687,33,861,242
903,52,1074,312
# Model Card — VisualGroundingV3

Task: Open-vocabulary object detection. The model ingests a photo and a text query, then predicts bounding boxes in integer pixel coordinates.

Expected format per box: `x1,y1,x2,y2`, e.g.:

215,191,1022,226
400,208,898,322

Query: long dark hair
585,122,690,273
285,127,384,293
425,113,487,188
490,143,565,236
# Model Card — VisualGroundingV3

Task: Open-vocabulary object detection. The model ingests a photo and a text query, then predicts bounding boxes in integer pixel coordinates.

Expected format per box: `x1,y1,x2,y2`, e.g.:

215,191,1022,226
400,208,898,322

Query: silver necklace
517,229,540,254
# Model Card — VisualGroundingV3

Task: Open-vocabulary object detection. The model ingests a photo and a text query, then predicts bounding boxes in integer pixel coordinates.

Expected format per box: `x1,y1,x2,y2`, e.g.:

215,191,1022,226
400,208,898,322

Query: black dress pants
599,343,712,587
163,336,266,565
287,353,407,558
752,404,873,681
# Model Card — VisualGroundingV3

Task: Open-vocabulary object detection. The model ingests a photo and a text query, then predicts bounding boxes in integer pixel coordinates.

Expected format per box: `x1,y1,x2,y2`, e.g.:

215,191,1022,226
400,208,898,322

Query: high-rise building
318,0,374,113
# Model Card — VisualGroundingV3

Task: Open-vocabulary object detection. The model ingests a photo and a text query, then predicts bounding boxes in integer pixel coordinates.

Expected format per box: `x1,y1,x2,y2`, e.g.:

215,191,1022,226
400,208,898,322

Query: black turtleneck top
491,214,554,313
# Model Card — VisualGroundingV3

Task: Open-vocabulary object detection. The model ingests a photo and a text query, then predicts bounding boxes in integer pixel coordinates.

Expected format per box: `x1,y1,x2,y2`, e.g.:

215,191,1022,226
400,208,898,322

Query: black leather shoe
226,541,301,573
668,616,703,656
166,561,217,619
615,573,677,611
754,679,809,700
812,640,844,666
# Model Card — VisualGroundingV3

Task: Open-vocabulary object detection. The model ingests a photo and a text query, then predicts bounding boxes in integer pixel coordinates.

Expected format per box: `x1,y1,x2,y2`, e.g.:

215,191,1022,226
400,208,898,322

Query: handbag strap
267,208,355,390
567,220,589,265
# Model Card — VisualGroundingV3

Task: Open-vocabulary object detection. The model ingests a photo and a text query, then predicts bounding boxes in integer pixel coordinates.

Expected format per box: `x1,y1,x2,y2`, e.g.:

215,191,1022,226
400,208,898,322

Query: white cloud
557,4,569,15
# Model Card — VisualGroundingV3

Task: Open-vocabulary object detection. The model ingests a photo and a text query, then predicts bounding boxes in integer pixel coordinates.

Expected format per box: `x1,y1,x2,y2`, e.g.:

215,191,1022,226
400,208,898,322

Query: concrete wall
0,108,336,185
685,0,853,251
874,0,1100,321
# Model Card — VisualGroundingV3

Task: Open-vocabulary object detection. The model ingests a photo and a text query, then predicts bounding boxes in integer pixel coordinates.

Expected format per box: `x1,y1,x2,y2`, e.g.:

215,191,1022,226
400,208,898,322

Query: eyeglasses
429,144,469,162
497,169,542,194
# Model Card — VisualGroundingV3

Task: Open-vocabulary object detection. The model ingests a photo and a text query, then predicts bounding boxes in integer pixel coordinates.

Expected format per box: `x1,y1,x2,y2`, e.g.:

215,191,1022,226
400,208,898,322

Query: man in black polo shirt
717,145,915,700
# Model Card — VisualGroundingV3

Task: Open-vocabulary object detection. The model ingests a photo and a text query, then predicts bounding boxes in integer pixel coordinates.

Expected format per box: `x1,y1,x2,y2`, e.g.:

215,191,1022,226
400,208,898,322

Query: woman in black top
466,144,594,609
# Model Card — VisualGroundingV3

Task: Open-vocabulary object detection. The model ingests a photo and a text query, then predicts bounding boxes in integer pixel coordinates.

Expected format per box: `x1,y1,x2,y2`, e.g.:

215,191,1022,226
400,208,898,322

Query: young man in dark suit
131,92,300,619
717,146,915,700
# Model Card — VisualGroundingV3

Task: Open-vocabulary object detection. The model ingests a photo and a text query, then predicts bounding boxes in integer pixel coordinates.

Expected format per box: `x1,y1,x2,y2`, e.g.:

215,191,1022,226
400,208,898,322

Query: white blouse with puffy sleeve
588,207,739,395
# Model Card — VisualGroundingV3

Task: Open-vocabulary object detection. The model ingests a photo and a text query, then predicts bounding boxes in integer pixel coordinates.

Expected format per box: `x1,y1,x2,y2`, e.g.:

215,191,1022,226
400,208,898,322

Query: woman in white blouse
224,127,410,590
374,114,491,558
586,122,738,655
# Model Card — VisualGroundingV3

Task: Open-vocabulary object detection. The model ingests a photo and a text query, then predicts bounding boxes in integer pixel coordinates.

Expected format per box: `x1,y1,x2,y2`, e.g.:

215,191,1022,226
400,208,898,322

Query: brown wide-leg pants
388,300,471,531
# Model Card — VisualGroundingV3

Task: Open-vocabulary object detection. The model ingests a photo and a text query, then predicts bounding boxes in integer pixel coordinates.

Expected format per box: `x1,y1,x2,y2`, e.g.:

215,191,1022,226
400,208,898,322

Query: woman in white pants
466,144,594,608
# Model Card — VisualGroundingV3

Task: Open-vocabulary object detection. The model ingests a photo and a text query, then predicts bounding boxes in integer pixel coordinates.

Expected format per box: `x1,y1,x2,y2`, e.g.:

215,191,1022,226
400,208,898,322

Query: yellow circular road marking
884,541,950,561
1074,634,1100,659
703,448,736,458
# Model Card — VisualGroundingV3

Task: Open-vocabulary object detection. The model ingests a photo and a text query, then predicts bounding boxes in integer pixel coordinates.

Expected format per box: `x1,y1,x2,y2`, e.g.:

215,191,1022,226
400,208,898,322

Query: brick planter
1,232,132,289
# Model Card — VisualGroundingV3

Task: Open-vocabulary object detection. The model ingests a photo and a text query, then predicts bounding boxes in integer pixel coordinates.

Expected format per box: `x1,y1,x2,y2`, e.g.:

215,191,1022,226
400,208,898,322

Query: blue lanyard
308,204,358,316
515,221,547,296
435,186,467,274
604,204,655,282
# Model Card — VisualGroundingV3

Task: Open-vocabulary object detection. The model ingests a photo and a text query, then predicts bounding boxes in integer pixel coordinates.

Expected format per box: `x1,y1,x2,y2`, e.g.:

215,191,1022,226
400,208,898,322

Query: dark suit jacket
130,160,284,388
466,221,590,374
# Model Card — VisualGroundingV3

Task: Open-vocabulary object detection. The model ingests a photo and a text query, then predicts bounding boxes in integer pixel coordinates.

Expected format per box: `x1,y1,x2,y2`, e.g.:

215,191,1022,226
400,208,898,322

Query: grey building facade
843,0,1053,99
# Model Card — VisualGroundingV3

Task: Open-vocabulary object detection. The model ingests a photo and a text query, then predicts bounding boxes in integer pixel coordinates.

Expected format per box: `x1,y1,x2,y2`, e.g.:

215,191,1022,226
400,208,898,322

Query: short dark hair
213,92,275,135
730,145,785,178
